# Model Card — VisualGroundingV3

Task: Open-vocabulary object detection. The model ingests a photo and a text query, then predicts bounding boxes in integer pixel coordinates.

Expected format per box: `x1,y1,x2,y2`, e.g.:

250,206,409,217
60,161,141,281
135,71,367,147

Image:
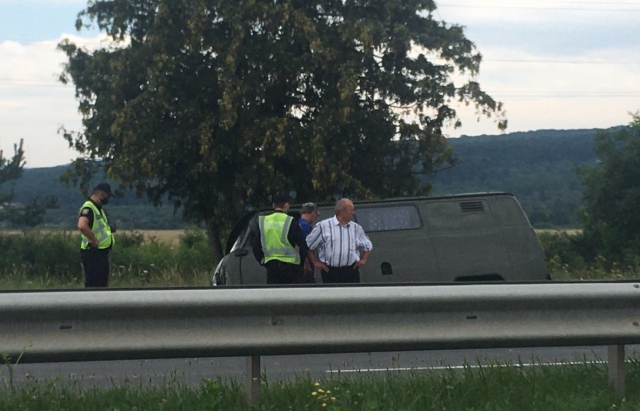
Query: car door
356,203,438,283
216,211,266,285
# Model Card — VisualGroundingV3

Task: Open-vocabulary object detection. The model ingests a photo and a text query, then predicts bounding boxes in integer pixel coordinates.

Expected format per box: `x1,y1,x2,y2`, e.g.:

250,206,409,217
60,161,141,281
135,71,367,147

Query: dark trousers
81,248,111,288
265,260,304,284
321,265,360,284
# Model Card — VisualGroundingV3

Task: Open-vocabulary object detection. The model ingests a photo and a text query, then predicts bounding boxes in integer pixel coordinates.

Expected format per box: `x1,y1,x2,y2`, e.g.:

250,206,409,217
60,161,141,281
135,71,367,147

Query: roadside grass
0,266,212,290
0,229,186,245
0,229,213,290
2,360,640,410
2,228,640,289
535,228,582,236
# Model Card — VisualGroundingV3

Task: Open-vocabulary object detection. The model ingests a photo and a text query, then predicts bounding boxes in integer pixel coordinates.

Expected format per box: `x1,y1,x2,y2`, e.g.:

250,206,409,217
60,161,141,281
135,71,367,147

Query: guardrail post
607,345,625,397
245,355,261,405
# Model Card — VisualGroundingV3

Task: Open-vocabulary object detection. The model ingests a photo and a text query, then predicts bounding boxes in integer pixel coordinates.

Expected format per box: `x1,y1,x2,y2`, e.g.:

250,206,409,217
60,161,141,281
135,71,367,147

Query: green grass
3,360,640,410
0,267,212,290
0,229,214,290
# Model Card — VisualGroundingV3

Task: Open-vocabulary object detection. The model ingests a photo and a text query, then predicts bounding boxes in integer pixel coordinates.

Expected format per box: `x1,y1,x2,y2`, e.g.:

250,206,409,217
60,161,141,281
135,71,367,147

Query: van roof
291,191,514,209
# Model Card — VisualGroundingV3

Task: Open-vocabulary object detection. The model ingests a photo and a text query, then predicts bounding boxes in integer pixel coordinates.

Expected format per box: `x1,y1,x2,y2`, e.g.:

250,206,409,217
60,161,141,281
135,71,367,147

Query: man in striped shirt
306,198,373,283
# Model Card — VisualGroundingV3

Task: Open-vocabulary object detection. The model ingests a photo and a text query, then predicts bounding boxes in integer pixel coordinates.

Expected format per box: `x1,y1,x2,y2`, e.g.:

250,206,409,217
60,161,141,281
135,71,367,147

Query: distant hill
431,128,606,227
9,166,184,230
8,127,614,229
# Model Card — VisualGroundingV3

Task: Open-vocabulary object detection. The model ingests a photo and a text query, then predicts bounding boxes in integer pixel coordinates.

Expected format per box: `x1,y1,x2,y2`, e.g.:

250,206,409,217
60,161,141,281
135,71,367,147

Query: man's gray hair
335,198,351,214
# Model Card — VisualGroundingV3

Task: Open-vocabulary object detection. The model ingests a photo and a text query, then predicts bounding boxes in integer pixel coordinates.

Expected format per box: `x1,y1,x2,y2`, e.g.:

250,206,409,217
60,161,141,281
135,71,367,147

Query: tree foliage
577,112,640,262
0,139,58,228
58,0,505,261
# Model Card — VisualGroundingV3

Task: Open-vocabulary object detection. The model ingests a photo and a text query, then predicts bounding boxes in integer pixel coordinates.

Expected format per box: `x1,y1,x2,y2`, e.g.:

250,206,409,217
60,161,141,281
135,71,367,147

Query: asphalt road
4,346,638,388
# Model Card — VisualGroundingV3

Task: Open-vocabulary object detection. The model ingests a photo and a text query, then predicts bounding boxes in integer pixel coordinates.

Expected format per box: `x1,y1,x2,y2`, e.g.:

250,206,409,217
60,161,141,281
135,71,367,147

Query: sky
0,0,639,168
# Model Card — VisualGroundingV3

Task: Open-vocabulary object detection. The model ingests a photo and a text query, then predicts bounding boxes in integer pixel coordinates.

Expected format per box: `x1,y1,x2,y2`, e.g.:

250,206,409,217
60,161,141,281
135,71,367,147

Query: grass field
0,229,198,245
117,229,193,245
536,228,582,236
2,360,639,411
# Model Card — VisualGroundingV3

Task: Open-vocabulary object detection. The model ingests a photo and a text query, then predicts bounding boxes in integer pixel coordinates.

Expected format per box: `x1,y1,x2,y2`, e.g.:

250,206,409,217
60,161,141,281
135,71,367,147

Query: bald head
335,198,355,225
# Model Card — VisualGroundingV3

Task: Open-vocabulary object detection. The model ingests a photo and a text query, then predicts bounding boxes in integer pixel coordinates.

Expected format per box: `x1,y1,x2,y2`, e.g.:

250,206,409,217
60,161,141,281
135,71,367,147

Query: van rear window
356,205,422,232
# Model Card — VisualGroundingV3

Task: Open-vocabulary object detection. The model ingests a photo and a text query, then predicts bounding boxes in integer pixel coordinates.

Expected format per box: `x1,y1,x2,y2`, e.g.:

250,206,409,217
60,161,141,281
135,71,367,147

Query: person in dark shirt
298,202,319,283
298,202,319,237
252,193,308,284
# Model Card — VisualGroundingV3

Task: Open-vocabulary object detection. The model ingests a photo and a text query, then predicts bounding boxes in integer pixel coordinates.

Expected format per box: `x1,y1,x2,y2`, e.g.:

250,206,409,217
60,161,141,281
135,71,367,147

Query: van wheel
455,274,505,282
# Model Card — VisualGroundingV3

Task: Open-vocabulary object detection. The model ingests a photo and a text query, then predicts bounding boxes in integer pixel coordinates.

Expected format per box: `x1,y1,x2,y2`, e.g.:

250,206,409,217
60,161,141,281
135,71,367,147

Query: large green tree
58,0,506,262
577,113,640,262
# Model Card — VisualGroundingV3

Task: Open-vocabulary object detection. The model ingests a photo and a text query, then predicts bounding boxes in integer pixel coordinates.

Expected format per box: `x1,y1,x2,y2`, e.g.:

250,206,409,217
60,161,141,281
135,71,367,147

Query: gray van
212,192,549,285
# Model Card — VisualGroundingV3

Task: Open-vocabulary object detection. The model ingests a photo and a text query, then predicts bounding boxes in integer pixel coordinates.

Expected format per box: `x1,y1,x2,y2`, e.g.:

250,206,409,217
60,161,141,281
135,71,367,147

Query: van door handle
233,248,249,257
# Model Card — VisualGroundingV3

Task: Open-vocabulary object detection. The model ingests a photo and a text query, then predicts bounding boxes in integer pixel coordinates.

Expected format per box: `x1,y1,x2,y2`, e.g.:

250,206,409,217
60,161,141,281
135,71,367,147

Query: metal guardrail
2,282,640,402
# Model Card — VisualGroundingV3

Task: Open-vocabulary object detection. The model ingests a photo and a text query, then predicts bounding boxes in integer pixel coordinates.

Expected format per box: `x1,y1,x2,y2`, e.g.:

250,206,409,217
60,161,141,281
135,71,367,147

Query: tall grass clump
3,360,640,410
0,228,214,289
0,230,79,288
538,231,640,280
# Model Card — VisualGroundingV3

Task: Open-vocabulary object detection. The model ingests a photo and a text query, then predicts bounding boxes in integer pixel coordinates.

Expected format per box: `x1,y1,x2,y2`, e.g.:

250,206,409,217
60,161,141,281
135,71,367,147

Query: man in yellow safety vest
252,193,308,284
77,183,115,287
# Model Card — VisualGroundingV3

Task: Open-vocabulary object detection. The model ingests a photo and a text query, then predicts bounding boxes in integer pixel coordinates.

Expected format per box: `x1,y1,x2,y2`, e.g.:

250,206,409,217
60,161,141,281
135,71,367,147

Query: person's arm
308,249,329,273
288,220,308,265
77,210,99,248
305,224,329,272
354,250,371,269
353,224,373,269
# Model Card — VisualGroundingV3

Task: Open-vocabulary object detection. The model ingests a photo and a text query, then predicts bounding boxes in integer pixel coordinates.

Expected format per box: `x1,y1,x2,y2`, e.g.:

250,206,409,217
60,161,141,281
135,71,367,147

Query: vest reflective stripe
80,201,114,250
259,213,300,264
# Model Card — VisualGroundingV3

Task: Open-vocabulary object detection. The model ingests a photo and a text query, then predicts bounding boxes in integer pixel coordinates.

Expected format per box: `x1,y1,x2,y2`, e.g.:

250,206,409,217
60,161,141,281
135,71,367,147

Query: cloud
436,1,640,56
0,0,85,4
428,1,640,136
0,34,104,167
444,44,640,137
1,0,639,167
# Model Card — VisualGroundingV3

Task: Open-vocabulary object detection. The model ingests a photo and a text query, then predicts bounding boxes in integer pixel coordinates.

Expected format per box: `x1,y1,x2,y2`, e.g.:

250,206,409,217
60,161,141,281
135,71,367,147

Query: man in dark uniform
77,183,115,288
252,193,309,284
298,202,319,283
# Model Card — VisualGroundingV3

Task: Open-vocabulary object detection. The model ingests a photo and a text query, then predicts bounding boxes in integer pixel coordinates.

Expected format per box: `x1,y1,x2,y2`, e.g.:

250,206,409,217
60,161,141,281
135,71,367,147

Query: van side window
356,205,422,232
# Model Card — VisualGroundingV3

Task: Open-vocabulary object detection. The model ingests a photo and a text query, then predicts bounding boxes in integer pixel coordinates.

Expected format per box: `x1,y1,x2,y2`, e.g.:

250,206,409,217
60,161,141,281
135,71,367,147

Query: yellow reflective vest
79,200,114,250
259,213,300,264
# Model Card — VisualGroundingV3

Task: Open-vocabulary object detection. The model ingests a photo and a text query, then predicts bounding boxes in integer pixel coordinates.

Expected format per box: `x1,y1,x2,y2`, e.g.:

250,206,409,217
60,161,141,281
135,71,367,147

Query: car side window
230,228,249,252
355,205,422,232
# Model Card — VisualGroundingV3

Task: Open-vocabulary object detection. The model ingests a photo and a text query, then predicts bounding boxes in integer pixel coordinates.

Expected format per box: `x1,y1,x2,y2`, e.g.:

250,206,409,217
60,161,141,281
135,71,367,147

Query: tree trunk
205,217,224,265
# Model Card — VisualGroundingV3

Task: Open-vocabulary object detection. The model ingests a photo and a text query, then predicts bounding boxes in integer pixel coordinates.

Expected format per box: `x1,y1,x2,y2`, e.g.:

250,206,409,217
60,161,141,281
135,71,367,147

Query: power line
438,4,640,12
490,93,640,98
539,0,640,4
0,82,68,88
440,0,640,4
483,59,640,65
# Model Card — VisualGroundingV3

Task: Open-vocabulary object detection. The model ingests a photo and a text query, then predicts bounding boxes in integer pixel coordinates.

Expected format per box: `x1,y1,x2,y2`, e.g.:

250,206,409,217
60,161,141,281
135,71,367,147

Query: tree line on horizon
4,127,602,231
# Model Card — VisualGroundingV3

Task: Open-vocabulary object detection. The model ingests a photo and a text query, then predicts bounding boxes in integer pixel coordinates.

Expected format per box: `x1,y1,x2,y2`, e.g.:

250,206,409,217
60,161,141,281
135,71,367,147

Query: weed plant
539,231,640,281
2,360,640,410
0,228,213,289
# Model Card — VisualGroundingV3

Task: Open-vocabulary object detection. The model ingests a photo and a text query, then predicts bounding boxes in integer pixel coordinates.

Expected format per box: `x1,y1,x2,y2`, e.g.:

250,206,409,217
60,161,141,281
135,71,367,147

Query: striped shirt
306,216,373,267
